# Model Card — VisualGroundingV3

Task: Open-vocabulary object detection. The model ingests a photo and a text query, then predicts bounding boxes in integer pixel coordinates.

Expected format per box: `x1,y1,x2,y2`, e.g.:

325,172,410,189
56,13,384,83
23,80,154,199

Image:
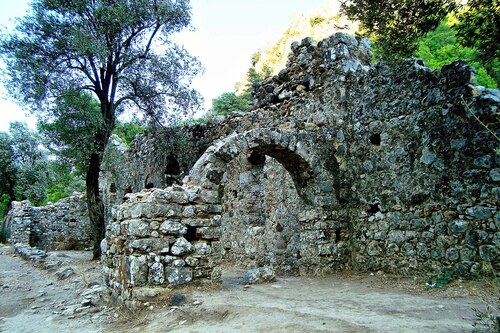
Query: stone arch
103,129,343,306
185,128,336,208
184,128,341,275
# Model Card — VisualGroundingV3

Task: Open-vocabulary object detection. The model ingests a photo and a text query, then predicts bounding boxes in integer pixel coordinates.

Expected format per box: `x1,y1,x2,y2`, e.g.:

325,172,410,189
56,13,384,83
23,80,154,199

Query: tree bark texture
86,152,105,260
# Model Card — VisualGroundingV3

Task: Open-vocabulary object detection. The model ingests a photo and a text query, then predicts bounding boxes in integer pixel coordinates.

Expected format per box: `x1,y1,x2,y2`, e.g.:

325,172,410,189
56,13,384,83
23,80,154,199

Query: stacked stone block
7,194,91,250
102,185,224,307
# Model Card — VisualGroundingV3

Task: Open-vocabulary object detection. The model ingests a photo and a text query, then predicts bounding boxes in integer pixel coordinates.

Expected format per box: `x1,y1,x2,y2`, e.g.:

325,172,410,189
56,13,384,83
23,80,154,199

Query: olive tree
0,0,202,258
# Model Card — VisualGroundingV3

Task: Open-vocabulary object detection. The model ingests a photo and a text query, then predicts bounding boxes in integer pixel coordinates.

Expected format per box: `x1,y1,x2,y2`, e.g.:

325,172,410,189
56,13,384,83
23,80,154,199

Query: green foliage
426,271,454,288
241,64,273,98
0,0,202,124
112,119,145,146
251,51,262,67
0,194,10,222
38,91,104,174
211,92,250,115
455,0,499,65
176,117,208,127
0,122,84,211
341,0,499,85
341,0,457,58
415,18,498,88
44,161,84,204
0,193,9,242
310,15,326,27
0,132,16,204
455,0,500,85
9,122,49,206
214,55,270,114
0,0,202,256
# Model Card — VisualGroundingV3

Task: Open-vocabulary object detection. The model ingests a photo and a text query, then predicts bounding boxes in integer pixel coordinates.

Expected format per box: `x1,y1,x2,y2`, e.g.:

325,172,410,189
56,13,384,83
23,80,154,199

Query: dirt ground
0,245,497,333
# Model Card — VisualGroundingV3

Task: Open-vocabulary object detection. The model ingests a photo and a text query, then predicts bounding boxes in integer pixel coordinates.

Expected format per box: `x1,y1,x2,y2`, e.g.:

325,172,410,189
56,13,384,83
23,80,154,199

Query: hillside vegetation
212,0,498,115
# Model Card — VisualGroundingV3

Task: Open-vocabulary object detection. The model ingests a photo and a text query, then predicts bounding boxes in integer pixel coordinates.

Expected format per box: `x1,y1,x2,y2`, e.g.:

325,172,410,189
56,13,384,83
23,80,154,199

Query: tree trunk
86,152,105,260
87,96,114,260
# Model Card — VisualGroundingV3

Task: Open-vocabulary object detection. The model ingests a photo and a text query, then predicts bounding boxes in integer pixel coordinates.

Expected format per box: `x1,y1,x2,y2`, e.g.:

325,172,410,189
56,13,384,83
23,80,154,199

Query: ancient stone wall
101,186,223,308
103,32,499,307
103,128,338,307
344,60,500,276
7,194,91,250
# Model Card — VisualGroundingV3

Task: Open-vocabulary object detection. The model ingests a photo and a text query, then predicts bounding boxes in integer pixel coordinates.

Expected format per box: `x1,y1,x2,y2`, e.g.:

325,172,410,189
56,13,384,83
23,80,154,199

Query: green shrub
309,15,325,27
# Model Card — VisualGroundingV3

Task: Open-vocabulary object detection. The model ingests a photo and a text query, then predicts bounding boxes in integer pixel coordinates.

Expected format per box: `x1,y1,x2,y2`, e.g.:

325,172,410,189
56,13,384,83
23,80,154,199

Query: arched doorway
185,128,341,275
220,153,302,274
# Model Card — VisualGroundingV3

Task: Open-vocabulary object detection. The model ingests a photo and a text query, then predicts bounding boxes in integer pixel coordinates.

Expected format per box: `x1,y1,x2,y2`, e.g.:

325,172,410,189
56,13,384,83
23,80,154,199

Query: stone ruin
101,33,499,308
6,194,91,250
4,32,498,309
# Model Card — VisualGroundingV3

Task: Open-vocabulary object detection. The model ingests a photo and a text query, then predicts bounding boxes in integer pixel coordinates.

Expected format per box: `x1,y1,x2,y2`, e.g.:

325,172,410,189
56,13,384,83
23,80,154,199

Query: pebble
81,298,92,306
193,300,202,305
76,306,90,313
63,308,76,316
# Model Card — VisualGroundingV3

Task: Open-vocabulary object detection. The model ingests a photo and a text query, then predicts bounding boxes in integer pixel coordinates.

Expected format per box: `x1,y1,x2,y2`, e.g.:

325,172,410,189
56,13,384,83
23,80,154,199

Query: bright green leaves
455,0,500,85
341,0,457,58
211,92,250,116
415,17,497,88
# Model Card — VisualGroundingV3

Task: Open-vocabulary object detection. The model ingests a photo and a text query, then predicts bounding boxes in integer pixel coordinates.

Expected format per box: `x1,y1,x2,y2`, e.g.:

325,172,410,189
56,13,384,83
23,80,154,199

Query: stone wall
102,32,499,307
7,194,91,250
103,128,338,307
102,186,223,308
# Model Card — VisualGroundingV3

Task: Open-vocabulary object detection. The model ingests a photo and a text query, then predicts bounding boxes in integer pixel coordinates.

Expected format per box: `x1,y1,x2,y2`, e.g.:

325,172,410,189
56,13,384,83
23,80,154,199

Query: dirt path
1,245,496,333
110,269,490,333
0,245,114,333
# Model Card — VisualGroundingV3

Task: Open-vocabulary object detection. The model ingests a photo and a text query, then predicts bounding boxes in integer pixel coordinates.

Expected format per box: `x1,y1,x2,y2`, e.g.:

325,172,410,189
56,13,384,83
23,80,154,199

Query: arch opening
186,128,340,276
253,146,315,204
220,153,301,275
165,153,181,186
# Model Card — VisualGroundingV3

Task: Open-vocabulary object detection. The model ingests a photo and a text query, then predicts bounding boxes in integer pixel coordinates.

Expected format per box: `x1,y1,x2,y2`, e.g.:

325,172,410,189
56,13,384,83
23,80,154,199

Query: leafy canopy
0,0,202,127
455,0,500,84
38,91,104,173
211,92,249,116
0,0,202,257
44,161,85,204
415,16,498,88
341,0,457,57
0,132,16,203
0,122,51,206
112,118,145,145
